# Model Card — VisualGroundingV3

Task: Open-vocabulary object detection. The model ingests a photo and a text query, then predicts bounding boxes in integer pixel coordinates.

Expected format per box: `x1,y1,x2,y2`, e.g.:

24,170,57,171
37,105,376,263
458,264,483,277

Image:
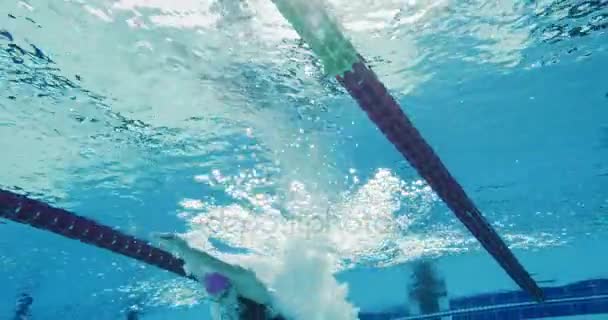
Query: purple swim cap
204,272,231,295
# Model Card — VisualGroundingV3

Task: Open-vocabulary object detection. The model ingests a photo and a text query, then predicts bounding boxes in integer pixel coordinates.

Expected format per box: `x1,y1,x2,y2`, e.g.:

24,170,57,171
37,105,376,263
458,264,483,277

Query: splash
174,168,438,318
265,236,359,320
180,168,440,268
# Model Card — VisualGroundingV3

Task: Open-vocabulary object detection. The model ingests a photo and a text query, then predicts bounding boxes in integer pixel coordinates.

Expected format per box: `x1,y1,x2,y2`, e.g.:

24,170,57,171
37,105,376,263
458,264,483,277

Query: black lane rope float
338,61,542,300
0,189,277,320
271,0,544,301
0,189,187,277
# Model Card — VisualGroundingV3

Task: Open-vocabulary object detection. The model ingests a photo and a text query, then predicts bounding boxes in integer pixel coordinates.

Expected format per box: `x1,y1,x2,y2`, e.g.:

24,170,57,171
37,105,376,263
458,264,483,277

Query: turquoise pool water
1,0,607,319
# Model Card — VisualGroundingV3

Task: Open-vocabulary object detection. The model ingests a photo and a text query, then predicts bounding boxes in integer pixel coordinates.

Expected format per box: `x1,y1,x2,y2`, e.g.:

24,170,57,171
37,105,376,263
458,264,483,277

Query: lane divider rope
271,0,543,301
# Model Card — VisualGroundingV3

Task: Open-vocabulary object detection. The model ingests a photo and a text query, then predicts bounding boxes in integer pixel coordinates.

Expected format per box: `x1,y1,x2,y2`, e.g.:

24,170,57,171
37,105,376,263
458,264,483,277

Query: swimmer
155,233,285,320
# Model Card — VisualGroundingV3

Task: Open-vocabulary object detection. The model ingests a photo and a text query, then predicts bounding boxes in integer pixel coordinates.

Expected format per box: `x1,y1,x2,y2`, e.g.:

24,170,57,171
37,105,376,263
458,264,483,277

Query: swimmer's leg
13,293,33,320
408,260,447,319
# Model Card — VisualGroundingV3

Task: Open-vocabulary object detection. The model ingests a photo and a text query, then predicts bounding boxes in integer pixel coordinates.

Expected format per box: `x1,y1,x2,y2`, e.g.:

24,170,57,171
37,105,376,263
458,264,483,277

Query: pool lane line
396,294,608,320
270,0,543,301
0,189,189,277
